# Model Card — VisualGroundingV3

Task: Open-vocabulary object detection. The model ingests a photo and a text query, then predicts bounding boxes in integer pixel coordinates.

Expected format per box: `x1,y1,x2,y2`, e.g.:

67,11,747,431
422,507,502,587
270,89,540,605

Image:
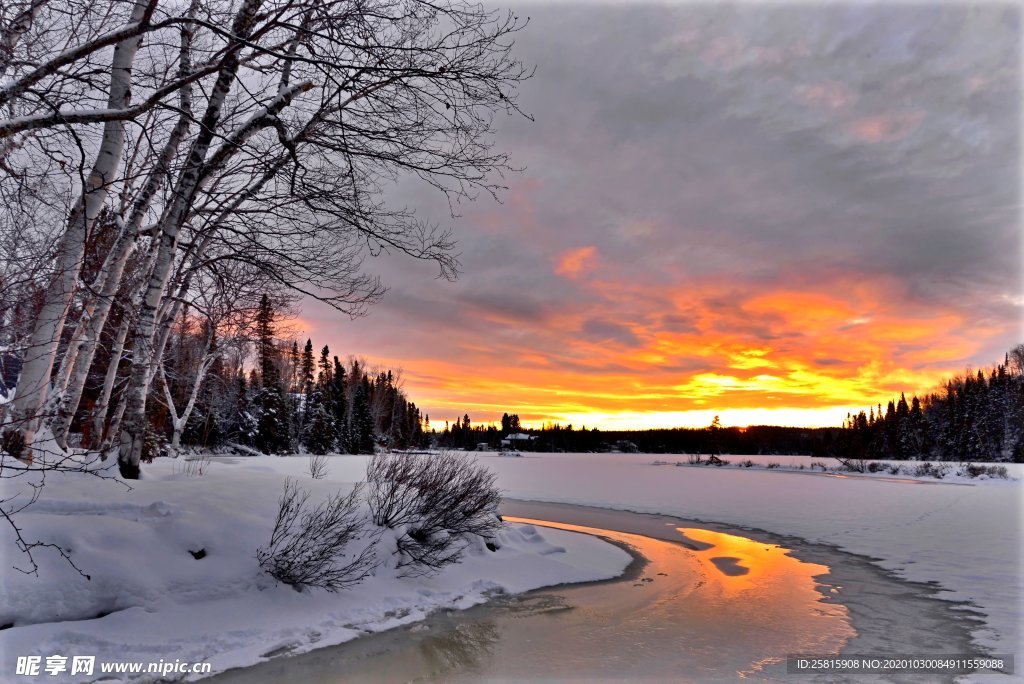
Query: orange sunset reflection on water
502,517,855,678
677,527,832,598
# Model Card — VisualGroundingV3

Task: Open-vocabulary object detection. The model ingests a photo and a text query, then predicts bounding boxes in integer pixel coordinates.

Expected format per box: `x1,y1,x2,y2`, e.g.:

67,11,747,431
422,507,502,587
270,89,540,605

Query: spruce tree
352,375,375,453
252,295,291,454
331,357,348,452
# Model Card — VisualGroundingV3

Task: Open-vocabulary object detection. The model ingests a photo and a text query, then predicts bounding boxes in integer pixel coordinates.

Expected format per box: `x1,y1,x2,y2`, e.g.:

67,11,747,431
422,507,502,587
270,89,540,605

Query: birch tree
2,0,529,478
3,0,157,456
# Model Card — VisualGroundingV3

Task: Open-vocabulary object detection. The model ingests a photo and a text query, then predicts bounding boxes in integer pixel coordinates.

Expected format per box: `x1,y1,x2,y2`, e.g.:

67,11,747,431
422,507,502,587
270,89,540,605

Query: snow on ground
248,453,1022,658
655,454,1018,483
2,451,1019,681
0,455,630,682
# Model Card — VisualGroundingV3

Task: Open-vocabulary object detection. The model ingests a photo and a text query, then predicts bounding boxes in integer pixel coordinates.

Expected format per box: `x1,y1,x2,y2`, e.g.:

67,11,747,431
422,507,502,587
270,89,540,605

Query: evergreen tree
462,413,472,449
303,384,334,454
331,356,348,452
302,345,338,453
301,340,315,397
288,340,300,393
252,295,292,454
351,375,375,453
838,345,1024,462
234,370,257,445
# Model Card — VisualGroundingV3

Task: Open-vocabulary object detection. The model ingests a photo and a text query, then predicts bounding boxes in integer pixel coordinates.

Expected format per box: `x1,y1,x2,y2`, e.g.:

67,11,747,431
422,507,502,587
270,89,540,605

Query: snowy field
1,451,1020,681
0,455,630,681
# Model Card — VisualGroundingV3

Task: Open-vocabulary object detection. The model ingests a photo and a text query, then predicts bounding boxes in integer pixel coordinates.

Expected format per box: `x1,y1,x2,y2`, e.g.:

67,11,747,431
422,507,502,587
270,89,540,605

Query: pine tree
304,384,334,454
352,375,375,453
288,340,300,394
895,392,911,458
302,345,337,452
252,295,291,454
331,357,348,452
909,395,926,457
234,370,256,445
462,413,472,450
301,340,315,397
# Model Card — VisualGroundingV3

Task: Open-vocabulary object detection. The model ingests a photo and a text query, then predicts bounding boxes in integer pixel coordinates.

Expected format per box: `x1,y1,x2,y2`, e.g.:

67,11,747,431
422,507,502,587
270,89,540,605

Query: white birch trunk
0,0,51,79
89,313,131,449
7,0,152,459
102,390,129,458
49,230,135,447
118,0,265,477
160,350,216,450
50,100,192,448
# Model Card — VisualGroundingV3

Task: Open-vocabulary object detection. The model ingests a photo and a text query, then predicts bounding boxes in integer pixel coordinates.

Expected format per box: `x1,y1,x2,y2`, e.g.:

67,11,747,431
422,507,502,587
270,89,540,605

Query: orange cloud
849,111,925,143
299,266,1014,431
554,246,599,279
796,81,856,112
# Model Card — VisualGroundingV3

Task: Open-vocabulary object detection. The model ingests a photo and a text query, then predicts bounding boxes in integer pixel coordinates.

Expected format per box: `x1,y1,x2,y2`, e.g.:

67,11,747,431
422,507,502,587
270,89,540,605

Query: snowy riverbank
2,451,1019,681
0,455,630,681
220,451,1021,662
479,452,1022,659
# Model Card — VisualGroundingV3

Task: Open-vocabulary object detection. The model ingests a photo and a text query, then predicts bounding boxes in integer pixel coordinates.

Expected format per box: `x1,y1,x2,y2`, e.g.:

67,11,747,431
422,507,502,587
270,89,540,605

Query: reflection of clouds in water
710,556,749,577
673,529,716,551
418,620,499,673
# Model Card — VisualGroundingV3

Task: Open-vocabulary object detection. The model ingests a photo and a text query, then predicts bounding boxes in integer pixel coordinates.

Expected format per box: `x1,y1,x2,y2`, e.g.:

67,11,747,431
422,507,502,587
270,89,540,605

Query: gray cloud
490,4,1020,308
580,318,641,347
304,3,1021,420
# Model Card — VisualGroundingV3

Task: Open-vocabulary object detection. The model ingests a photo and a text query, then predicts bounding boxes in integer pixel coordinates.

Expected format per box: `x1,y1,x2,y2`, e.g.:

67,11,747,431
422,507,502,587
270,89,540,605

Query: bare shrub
912,461,950,479
686,454,704,465
367,452,421,527
367,452,502,575
887,463,903,475
766,461,781,469
959,463,1009,479
738,459,755,468
867,461,883,473
174,451,211,477
308,453,328,480
989,465,1009,479
257,479,376,591
810,460,827,471
836,457,867,473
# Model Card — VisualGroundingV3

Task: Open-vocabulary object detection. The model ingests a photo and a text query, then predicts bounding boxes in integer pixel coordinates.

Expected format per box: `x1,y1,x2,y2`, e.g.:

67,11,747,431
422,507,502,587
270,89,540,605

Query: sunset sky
299,3,1022,430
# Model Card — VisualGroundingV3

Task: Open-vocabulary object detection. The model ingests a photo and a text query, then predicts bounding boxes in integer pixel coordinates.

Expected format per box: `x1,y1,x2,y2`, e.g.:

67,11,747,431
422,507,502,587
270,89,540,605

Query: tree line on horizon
837,344,1024,463
433,411,847,456
432,345,1024,462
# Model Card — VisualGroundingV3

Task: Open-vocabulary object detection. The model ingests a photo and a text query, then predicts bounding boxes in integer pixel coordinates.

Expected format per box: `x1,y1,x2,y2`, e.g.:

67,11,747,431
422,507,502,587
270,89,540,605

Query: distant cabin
501,433,536,450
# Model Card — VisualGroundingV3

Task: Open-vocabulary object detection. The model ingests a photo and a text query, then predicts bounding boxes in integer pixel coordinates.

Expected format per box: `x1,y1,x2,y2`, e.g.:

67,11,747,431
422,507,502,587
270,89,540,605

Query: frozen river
207,500,980,683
